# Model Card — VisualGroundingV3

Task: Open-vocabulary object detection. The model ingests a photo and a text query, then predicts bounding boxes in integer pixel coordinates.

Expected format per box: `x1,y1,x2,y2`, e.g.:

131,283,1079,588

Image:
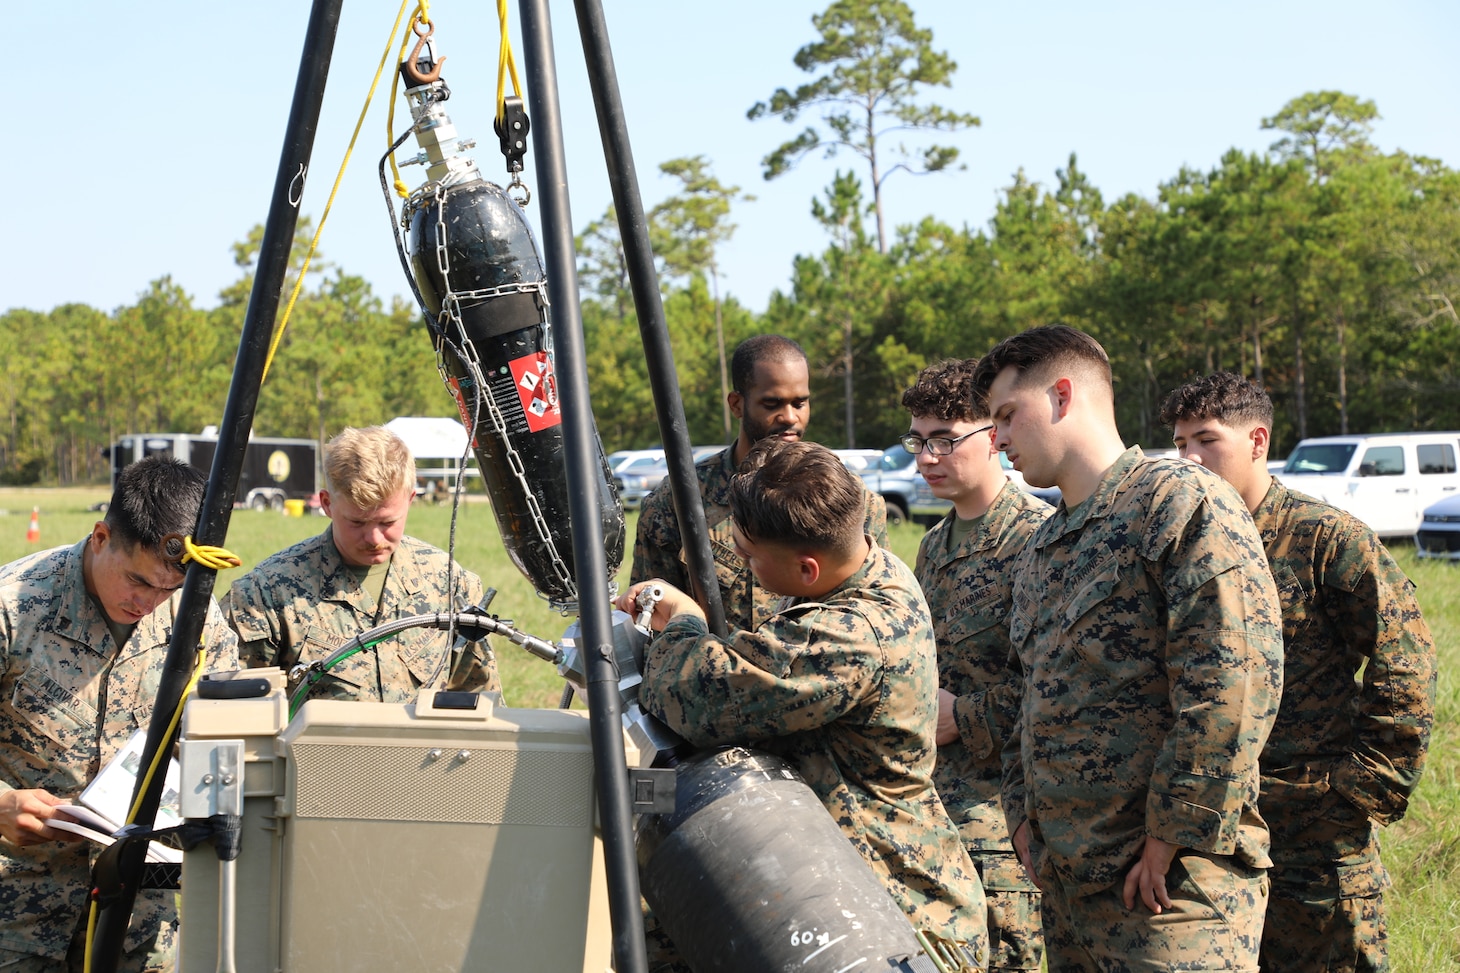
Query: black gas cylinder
637,747,925,973
405,178,623,604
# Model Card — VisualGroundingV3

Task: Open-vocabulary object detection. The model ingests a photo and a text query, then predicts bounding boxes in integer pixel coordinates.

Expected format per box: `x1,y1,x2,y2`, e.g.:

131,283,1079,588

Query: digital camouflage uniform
915,482,1051,972
1004,448,1284,973
641,541,988,963
220,528,498,704
0,539,239,972
631,446,889,631
1251,480,1436,973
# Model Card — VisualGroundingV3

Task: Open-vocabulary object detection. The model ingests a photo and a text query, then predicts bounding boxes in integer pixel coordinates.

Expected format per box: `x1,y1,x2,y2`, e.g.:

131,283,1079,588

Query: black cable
378,126,439,335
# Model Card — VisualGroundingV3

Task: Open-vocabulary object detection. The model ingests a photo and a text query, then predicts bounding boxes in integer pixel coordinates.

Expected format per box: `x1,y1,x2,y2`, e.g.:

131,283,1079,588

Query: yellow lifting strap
495,0,523,126
388,0,431,198
264,0,423,384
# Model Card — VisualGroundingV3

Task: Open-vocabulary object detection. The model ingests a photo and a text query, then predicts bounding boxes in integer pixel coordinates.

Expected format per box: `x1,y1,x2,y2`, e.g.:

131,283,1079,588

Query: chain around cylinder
429,186,577,604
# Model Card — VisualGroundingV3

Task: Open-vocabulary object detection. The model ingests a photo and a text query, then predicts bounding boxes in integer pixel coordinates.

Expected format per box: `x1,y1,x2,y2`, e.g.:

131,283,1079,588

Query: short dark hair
971,325,1111,398
730,335,807,394
106,457,207,560
901,358,986,422
729,440,864,559
1159,372,1274,430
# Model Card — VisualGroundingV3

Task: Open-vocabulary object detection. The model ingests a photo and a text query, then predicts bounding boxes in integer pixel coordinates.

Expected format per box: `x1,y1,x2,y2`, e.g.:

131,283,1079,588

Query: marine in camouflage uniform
0,540,239,972
1005,449,1284,972
1161,370,1438,973
641,540,987,960
631,334,888,632
221,527,498,704
1250,481,1434,972
915,480,1050,971
632,445,889,631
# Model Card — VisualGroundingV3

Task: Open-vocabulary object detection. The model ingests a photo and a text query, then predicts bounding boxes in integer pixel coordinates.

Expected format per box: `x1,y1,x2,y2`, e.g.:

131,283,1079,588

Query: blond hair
324,426,416,507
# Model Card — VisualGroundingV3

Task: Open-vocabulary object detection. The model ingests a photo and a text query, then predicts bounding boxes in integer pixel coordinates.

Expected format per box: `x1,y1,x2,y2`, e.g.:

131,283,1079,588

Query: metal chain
430,184,577,603
437,301,577,602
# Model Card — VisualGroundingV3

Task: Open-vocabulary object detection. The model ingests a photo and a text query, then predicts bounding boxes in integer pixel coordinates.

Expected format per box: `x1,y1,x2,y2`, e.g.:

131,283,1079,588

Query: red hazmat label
508,351,561,433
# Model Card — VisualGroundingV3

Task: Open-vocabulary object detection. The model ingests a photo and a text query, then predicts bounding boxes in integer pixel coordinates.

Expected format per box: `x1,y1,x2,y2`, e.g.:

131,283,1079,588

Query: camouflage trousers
0,914,175,973
1038,850,1267,972
1260,805,1389,973
972,851,1044,972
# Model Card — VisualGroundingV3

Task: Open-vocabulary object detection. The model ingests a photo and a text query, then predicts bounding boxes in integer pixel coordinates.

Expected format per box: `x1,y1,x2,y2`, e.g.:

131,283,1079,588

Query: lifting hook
404,19,445,85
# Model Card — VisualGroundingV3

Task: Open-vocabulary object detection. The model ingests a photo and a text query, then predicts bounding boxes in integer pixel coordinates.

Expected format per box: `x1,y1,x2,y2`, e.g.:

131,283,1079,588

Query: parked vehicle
858,444,925,526
607,446,727,510
610,451,668,510
692,444,727,463
1000,453,1061,506
105,433,317,512
1276,432,1460,538
832,448,884,473
606,449,662,474
862,443,1061,529
1416,493,1460,560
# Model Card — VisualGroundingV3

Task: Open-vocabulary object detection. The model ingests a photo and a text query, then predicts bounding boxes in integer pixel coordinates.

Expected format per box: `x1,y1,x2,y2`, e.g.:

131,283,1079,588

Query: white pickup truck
1275,431,1460,538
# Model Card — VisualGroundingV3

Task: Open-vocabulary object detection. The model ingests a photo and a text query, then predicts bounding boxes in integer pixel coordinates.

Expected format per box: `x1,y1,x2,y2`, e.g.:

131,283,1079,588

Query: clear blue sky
6,1,1457,317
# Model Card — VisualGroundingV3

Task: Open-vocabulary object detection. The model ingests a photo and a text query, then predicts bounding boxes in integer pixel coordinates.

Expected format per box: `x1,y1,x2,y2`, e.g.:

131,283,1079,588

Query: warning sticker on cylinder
508,352,561,433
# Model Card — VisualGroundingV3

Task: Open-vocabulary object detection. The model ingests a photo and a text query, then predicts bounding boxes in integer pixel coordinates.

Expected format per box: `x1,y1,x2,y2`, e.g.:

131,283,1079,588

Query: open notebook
49,729,183,865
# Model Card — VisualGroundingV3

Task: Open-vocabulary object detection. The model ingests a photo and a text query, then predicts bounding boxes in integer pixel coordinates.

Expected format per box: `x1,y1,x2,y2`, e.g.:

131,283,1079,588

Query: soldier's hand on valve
614,579,705,632
0,788,76,846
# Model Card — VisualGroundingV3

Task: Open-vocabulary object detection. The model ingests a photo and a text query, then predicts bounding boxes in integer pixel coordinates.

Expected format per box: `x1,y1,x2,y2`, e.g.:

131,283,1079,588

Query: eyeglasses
901,424,994,456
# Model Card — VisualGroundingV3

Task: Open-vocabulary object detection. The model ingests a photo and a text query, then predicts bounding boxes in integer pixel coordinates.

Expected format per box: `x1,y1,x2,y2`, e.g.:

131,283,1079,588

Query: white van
1275,432,1460,538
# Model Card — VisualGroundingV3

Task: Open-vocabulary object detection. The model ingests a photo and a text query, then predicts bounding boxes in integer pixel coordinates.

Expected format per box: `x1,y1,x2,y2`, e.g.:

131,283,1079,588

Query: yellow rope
85,644,211,973
180,535,243,570
261,0,419,385
495,0,523,125
126,646,209,825
388,2,427,199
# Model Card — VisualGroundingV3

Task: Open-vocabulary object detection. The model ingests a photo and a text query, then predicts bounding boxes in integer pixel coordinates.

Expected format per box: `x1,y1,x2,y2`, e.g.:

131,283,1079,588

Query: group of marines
0,324,1436,973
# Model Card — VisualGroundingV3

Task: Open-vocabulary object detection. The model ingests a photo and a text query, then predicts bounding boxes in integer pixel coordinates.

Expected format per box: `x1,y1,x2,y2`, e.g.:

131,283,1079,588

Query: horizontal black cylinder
637,747,922,972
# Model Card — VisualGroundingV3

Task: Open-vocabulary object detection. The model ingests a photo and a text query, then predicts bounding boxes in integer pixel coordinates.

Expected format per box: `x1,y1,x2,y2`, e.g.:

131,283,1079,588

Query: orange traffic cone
25,507,39,544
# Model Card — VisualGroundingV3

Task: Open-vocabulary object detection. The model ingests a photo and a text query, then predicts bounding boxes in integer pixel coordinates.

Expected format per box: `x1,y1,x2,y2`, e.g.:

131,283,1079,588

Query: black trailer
106,433,317,511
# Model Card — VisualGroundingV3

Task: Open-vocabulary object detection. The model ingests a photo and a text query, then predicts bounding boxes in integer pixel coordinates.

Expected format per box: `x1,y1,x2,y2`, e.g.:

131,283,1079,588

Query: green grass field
1,487,1455,965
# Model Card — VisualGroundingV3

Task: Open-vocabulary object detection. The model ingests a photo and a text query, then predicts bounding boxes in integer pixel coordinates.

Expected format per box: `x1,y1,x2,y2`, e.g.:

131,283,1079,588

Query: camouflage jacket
914,482,1050,853
0,539,239,959
1004,448,1284,896
1252,480,1436,838
640,542,986,945
631,446,889,632
221,528,498,704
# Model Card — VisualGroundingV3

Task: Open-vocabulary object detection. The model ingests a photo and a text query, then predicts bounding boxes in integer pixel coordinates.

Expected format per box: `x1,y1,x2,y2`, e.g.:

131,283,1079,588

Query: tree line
581,95,1460,460
0,223,445,485
3,0,1457,484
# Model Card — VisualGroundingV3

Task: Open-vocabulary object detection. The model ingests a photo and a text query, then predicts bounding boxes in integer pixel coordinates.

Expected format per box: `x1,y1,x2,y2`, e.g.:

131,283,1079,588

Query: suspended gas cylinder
637,747,928,973
396,49,624,608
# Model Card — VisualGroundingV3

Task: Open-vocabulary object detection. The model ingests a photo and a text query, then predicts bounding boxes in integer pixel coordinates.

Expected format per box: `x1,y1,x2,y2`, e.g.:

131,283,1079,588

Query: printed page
79,729,184,831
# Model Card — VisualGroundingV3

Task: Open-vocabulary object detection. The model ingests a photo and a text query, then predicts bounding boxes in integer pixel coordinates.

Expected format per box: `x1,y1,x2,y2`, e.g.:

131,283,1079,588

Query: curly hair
1159,372,1274,430
729,440,864,559
901,358,986,422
